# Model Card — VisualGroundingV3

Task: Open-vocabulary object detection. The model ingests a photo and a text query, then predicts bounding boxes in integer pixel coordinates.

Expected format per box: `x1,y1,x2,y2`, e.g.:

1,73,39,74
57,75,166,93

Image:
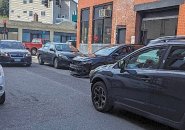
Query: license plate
14,59,21,62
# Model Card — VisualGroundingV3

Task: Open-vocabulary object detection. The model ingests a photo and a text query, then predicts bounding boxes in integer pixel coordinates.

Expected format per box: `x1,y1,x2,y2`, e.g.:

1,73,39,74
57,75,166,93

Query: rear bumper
69,63,91,76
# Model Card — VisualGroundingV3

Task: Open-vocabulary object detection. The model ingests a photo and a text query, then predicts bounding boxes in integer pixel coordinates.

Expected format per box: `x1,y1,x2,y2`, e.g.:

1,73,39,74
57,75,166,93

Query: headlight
25,52,31,57
82,60,92,64
59,54,68,60
1,52,9,57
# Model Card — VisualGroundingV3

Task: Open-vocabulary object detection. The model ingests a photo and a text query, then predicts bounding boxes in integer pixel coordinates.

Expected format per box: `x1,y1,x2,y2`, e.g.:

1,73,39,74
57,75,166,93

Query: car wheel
31,48,37,56
54,58,60,69
91,81,113,112
38,55,44,65
0,92,5,105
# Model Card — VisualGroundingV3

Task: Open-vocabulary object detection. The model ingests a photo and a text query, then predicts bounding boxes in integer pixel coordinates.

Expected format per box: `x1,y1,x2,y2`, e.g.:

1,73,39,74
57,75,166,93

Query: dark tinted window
55,44,78,52
94,46,118,56
126,47,165,69
164,46,185,71
0,41,25,49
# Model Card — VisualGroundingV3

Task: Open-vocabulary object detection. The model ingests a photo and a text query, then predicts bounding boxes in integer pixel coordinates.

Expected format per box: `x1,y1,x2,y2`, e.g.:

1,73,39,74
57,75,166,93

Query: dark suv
90,41,185,130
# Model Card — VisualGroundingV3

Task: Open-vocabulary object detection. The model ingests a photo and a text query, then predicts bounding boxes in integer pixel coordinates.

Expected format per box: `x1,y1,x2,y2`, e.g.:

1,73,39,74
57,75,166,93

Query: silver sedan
0,65,5,104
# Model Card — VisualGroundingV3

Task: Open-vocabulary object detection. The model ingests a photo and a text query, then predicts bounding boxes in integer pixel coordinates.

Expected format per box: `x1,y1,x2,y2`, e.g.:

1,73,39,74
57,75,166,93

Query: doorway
117,27,126,44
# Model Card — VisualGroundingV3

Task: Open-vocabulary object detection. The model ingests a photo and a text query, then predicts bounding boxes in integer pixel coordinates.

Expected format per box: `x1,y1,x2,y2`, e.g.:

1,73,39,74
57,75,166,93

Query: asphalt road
0,57,176,130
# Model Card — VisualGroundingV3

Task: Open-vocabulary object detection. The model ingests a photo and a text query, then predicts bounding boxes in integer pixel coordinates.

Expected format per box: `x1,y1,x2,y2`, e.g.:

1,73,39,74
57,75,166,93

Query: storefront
22,29,50,42
54,32,76,43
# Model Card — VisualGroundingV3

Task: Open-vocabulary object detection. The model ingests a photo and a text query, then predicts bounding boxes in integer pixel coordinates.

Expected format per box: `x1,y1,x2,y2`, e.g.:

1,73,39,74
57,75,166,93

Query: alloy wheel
93,86,106,109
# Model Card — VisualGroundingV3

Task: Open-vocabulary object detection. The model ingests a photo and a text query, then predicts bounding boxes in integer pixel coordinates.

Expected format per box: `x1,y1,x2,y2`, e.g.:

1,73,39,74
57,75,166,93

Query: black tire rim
54,59,58,68
93,86,106,109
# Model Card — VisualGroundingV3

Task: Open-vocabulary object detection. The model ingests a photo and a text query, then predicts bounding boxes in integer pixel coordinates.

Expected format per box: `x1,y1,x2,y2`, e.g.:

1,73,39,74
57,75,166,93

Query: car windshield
0,41,25,49
94,46,118,56
55,44,78,52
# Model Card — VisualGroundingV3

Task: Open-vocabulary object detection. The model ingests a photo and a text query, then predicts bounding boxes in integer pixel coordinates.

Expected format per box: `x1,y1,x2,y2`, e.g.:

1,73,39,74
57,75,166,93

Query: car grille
10,53,24,58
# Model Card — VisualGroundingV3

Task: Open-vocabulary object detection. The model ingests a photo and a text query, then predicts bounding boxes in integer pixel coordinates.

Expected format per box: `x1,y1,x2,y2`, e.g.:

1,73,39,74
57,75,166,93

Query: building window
23,0,27,4
80,8,90,44
23,11,27,14
41,0,45,4
93,4,112,44
41,11,46,16
29,11,33,16
29,0,33,3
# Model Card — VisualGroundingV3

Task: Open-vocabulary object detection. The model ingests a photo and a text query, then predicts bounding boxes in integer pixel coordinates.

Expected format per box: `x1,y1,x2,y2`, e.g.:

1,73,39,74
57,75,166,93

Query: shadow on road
108,108,177,130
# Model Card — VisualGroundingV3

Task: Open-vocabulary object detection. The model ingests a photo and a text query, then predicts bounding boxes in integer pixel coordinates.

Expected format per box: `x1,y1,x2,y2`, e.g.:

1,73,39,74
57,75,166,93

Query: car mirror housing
50,48,55,52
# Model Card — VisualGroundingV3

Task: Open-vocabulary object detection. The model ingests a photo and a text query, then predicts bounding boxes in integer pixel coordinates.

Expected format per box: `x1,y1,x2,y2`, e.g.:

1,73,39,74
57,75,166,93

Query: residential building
9,0,77,24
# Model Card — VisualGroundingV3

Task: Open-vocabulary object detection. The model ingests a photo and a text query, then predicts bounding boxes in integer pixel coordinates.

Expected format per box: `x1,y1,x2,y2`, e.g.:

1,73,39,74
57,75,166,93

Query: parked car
0,65,5,104
148,35,185,45
90,41,185,130
0,40,32,66
70,44,135,77
37,42,82,69
23,38,50,55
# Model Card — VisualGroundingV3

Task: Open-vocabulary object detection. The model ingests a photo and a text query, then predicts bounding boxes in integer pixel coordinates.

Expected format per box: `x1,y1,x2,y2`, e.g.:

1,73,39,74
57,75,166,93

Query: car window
115,47,128,55
0,41,25,49
43,43,50,49
126,47,166,69
94,46,118,56
164,46,185,71
55,44,78,52
49,44,55,50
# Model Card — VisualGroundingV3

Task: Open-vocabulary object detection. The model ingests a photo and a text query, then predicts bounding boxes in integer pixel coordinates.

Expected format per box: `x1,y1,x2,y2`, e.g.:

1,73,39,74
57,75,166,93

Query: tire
38,55,44,65
91,81,113,112
31,48,37,56
54,58,60,69
0,92,5,105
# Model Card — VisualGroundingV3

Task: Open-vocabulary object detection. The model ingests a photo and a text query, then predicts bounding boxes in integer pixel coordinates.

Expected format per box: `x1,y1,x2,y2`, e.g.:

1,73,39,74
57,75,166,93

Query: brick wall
177,3,185,35
77,0,136,53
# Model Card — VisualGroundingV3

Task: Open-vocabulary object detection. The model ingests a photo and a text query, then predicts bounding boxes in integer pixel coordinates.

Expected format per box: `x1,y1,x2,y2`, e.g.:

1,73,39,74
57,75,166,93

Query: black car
37,42,82,69
0,40,32,66
70,44,135,77
90,41,185,130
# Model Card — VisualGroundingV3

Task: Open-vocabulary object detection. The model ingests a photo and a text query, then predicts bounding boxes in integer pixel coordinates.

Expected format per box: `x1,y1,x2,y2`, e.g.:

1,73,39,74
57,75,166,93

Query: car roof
147,41,185,47
49,42,69,45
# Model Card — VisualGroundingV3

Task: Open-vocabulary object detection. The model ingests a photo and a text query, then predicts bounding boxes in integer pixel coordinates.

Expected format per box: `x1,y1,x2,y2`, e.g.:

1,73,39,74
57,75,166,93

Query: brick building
77,0,185,54
77,0,136,53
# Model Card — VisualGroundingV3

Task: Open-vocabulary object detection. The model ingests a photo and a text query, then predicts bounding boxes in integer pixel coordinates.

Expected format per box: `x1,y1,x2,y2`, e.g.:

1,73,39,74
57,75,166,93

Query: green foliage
0,0,9,17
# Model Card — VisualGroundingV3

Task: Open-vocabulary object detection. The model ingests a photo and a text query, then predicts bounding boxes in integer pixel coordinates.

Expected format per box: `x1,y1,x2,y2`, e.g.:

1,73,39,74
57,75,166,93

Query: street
0,57,175,130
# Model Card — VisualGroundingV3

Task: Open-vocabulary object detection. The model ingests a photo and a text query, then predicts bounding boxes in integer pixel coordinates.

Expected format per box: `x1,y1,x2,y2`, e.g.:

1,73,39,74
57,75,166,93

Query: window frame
117,45,168,70
92,3,113,44
162,45,185,71
80,8,90,44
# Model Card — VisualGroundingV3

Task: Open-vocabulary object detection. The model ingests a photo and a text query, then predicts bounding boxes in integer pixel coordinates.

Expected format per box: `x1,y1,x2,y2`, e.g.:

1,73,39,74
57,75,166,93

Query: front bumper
69,63,91,76
0,56,32,65
58,57,72,67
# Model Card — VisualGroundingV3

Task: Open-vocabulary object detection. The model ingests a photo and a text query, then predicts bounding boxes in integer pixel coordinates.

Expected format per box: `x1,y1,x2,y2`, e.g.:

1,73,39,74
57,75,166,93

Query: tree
0,0,9,17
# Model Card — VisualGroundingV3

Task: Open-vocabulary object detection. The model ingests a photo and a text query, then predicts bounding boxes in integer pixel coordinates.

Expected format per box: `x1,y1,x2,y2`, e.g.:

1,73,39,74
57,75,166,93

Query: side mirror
112,53,119,57
50,48,55,52
118,60,126,73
